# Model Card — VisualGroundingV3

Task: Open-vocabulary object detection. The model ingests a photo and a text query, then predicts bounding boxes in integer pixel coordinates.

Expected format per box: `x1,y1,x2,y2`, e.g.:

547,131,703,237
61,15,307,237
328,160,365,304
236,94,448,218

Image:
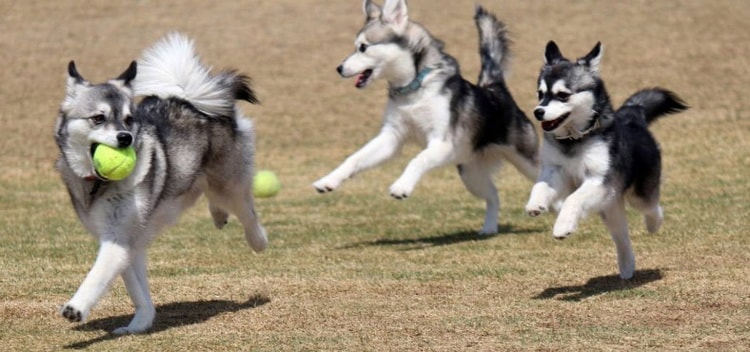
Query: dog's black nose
336,65,343,75
117,132,133,148
533,108,545,121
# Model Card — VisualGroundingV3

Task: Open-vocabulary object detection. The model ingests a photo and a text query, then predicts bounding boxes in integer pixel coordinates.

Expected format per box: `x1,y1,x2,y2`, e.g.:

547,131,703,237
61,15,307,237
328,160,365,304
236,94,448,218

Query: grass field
1,0,749,351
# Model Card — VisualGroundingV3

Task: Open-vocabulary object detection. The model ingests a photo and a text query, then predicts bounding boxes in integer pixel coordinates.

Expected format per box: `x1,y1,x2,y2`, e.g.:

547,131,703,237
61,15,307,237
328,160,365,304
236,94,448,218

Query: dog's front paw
552,215,577,239
526,199,549,217
60,303,85,323
313,175,342,193
389,180,413,200
525,203,548,217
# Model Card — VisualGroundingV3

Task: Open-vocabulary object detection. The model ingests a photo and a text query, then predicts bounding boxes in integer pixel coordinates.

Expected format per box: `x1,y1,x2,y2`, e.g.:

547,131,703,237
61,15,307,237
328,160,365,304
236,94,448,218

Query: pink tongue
356,73,367,87
542,120,557,131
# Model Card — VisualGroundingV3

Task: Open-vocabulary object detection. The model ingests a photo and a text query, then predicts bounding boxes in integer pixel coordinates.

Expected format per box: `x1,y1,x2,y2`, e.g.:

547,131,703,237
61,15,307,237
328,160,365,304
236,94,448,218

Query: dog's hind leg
235,195,268,252
500,146,540,182
61,241,131,324
116,247,155,335
207,187,267,252
627,192,663,234
209,202,229,229
601,199,636,279
458,161,500,235
643,204,663,233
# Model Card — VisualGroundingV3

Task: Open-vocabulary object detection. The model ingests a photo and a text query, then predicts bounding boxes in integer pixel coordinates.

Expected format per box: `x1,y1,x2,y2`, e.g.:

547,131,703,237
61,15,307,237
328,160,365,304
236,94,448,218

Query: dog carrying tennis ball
253,170,281,198
92,144,137,181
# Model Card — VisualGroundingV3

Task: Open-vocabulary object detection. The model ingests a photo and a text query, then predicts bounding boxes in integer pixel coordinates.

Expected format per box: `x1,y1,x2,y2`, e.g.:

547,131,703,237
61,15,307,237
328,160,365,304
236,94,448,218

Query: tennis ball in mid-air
92,144,137,181
253,170,281,198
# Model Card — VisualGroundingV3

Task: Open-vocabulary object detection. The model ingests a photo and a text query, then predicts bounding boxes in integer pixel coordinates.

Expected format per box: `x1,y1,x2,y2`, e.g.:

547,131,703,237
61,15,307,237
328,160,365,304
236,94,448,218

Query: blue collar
389,68,433,96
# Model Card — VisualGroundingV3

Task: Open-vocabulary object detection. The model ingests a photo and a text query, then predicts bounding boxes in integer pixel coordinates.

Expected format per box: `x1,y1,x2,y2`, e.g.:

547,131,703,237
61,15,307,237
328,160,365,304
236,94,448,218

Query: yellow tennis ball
253,170,280,198
92,144,137,181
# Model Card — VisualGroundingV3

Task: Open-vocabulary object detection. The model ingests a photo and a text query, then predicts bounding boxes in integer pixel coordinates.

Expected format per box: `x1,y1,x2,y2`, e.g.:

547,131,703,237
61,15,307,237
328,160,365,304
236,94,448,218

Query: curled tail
474,6,511,87
622,88,688,125
133,33,258,119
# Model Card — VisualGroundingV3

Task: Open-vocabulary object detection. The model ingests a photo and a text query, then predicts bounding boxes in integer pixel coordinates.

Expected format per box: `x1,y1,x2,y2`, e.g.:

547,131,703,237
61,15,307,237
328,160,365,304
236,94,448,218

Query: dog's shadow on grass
533,268,663,302
341,224,541,251
64,295,269,350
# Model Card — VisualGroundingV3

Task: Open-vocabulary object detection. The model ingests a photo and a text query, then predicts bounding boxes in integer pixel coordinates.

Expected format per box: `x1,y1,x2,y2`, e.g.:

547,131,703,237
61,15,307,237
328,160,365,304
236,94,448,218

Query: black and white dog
525,41,687,279
54,33,267,334
313,0,539,234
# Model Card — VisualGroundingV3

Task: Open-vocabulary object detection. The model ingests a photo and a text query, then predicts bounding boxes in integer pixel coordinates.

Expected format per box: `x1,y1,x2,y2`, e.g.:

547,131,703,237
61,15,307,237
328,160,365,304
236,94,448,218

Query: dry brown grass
1,0,749,351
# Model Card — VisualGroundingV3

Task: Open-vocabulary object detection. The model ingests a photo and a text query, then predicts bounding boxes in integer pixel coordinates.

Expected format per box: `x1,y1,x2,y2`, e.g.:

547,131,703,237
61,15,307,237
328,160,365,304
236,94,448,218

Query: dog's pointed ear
382,0,408,34
363,0,382,23
116,61,137,86
577,42,603,73
68,61,85,83
544,41,563,65
66,60,88,97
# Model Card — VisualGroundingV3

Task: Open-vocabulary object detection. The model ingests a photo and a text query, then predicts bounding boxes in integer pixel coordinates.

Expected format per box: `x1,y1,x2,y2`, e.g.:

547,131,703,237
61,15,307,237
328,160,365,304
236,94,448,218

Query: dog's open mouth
355,69,373,88
90,143,99,158
541,112,571,132
89,143,104,179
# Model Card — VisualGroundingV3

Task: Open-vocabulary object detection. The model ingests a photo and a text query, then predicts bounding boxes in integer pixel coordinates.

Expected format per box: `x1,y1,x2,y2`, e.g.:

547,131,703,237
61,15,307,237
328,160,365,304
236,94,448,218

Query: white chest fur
542,138,611,185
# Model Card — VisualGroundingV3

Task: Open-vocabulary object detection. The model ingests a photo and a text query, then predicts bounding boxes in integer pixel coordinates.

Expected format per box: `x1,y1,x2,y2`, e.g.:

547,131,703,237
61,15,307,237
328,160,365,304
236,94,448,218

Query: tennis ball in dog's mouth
92,144,136,181
253,170,281,198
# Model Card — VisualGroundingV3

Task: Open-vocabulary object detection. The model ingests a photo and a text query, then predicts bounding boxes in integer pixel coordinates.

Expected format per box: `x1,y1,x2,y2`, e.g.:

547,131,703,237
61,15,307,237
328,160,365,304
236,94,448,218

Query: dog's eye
556,92,571,102
90,114,106,125
124,114,133,126
358,43,368,53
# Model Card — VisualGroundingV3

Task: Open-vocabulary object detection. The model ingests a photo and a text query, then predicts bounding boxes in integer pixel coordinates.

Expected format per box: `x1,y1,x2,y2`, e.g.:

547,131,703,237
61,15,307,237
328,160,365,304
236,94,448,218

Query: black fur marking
390,35,409,49
603,107,662,199
146,148,159,198
412,48,425,72
446,73,531,152
591,80,614,122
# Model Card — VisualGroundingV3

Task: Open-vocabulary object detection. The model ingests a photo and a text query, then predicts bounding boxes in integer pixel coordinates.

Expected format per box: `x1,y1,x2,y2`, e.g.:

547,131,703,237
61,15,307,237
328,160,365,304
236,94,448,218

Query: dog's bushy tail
622,88,688,125
474,6,511,87
133,33,258,118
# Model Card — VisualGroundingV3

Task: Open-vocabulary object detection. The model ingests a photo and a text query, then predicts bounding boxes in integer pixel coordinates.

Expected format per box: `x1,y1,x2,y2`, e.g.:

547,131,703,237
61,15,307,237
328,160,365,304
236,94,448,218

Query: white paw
210,210,229,229
644,206,663,233
618,265,635,280
389,179,413,200
552,215,577,239
246,224,268,253
478,224,498,236
113,309,155,335
61,302,89,323
313,175,342,193
112,324,150,335
618,258,636,280
525,202,548,217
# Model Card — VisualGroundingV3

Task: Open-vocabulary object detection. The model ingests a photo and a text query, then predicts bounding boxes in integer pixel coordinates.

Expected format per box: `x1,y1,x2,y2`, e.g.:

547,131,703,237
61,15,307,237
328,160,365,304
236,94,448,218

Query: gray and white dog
525,41,688,279
313,0,539,234
54,33,267,334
